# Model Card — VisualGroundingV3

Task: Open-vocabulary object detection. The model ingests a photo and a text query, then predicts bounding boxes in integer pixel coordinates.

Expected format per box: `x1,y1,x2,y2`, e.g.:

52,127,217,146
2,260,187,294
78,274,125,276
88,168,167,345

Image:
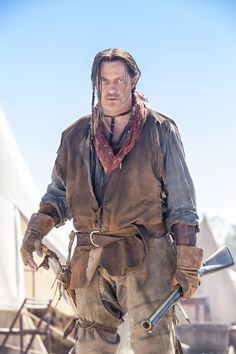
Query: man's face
98,60,136,116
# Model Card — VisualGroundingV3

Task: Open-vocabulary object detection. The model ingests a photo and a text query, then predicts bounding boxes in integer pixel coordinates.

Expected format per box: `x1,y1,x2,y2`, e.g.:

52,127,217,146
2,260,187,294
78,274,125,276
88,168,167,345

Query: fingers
22,253,38,271
20,239,44,270
21,248,39,271
172,270,200,299
26,257,38,271
36,247,43,257
35,240,44,257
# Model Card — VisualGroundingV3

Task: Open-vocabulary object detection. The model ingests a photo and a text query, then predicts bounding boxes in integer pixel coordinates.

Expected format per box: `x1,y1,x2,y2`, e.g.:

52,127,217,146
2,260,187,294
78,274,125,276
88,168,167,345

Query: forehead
100,60,128,78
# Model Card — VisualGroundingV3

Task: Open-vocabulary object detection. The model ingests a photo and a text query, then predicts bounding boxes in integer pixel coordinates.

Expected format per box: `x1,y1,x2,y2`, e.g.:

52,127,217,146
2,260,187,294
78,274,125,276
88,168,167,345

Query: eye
101,78,108,85
118,78,125,84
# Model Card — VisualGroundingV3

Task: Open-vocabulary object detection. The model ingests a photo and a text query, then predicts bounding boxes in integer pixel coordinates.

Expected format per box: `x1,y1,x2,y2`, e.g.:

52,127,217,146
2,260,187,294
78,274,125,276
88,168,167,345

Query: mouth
106,97,118,101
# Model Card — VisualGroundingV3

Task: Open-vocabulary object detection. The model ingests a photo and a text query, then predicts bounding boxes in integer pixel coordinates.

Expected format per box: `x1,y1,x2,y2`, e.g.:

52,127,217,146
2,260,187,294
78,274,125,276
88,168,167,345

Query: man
21,48,203,354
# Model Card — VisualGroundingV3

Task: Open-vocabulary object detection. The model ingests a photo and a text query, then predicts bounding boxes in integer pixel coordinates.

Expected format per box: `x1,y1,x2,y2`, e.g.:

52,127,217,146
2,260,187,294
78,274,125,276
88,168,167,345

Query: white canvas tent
0,108,39,310
0,108,72,311
0,196,25,310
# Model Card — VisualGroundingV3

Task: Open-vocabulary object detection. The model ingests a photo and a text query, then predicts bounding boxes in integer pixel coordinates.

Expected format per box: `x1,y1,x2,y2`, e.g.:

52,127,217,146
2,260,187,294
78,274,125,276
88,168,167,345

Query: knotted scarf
93,92,148,175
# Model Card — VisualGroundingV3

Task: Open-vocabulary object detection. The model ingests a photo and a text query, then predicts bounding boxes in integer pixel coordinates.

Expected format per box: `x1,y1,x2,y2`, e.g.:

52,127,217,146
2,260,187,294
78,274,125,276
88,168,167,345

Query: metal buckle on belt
89,231,100,247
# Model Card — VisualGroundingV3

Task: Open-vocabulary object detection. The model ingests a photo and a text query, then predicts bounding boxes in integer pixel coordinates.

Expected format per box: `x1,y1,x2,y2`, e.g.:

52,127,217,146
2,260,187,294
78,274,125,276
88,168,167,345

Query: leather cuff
171,223,198,246
26,212,55,237
39,202,60,225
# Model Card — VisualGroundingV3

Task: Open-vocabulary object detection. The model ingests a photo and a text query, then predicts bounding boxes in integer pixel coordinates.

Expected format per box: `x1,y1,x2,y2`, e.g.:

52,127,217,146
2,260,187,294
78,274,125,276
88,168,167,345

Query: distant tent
183,217,236,325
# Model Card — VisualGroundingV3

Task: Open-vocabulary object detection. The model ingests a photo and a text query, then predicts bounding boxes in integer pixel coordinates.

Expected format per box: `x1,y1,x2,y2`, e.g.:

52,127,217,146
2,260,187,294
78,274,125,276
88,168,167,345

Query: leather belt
76,231,131,248
76,223,167,249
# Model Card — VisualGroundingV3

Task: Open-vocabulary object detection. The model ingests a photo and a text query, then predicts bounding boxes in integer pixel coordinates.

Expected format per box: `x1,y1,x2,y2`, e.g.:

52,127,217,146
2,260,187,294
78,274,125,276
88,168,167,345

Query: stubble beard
102,93,132,116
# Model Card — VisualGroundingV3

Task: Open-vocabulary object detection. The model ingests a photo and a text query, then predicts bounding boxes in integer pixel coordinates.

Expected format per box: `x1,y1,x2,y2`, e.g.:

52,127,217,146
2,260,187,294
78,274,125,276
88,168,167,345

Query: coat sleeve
157,119,199,230
40,134,72,227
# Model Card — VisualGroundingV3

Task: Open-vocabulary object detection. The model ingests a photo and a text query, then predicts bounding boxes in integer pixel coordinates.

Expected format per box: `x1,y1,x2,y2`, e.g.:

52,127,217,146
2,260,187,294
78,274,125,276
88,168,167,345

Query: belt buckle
89,230,100,247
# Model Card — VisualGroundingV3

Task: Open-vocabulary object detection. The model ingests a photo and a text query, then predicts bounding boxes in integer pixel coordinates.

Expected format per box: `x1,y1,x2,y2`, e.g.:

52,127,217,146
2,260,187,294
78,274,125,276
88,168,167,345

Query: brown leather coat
55,110,168,288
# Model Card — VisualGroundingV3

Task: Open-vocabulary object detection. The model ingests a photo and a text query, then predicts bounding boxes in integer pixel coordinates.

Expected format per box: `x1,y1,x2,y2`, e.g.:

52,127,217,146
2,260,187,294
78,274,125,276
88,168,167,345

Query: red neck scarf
92,92,148,175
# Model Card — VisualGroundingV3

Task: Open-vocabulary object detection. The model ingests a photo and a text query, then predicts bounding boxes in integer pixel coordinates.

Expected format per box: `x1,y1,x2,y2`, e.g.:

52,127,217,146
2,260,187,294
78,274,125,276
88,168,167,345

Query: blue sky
0,0,236,232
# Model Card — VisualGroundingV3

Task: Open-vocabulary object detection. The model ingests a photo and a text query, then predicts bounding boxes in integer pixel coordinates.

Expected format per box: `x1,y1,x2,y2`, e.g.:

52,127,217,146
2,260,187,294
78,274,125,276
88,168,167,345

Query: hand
172,267,200,299
20,212,55,270
20,231,44,271
172,245,203,299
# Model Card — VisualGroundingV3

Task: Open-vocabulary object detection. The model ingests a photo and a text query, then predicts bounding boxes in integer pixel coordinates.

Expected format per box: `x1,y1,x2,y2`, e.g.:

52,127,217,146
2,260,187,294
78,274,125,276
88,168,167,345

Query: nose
107,84,117,95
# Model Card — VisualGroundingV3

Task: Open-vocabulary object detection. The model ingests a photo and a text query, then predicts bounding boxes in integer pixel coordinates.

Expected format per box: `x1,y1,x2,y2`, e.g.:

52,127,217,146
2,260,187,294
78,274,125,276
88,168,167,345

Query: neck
102,108,133,145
